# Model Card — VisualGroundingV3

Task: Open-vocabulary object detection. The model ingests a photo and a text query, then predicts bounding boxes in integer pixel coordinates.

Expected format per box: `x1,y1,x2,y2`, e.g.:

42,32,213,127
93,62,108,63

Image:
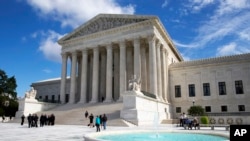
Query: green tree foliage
188,105,205,116
0,69,17,99
0,69,18,116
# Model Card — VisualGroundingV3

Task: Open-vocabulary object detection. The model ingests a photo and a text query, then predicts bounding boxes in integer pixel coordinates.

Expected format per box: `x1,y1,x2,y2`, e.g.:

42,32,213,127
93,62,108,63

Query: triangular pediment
59,14,157,42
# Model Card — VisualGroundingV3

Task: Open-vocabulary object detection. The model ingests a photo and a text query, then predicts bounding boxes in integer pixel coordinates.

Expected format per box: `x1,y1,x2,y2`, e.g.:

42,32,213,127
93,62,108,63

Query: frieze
67,17,148,40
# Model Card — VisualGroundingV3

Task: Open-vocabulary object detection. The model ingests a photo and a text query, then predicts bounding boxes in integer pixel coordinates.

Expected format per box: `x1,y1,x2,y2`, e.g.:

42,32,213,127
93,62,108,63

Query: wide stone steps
12,102,131,126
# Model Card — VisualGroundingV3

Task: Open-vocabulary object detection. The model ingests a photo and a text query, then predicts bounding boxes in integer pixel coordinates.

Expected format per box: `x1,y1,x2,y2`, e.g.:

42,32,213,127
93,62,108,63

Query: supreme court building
32,14,250,121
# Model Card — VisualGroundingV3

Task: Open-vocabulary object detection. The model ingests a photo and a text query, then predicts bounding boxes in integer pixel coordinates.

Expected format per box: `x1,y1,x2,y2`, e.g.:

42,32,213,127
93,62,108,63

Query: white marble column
148,35,158,97
161,48,168,102
141,43,147,91
156,42,162,100
119,41,126,101
79,49,88,103
60,53,67,104
133,38,141,78
69,51,77,104
105,44,113,102
164,49,169,102
90,47,99,103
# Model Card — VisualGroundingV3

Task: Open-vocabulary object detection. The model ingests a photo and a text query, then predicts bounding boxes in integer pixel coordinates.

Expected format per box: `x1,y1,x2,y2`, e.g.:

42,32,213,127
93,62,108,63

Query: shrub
200,116,209,124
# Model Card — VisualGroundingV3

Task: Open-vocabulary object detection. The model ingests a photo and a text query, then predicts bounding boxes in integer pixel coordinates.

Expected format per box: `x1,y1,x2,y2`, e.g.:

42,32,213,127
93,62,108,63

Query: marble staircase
12,102,134,126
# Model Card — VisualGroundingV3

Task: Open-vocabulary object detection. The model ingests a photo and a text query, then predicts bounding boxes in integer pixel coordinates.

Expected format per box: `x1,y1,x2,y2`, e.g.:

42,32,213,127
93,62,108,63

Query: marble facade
57,14,181,104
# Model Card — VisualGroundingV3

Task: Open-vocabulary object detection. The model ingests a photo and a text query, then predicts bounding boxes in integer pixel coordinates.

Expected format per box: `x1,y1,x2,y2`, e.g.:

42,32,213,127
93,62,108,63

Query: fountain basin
84,130,229,141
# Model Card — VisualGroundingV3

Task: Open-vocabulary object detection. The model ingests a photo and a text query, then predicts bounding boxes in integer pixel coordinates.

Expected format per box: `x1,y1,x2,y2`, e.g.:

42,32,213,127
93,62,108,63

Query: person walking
21,115,25,125
85,111,88,119
95,116,101,132
102,114,108,130
88,113,94,127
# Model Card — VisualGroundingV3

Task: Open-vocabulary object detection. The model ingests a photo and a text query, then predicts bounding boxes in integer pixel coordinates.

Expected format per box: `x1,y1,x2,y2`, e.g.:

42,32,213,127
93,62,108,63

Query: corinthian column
148,35,158,97
156,42,162,100
90,47,99,103
79,49,88,103
133,38,141,78
162,48,168,102
69,51,77,104
119,40,126,101
60,53,67,104
105,44,113,102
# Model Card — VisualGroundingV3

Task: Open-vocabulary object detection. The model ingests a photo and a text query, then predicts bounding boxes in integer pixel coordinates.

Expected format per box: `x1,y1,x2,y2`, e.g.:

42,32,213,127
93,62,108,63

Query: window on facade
176,107,181,113
235,80,244,94
238,105,245,112
188,84,195,97
45,95,48,102
218,82,226,95
175,85,181,98
221,105,227,112
52,95,55,102
203,83,210,96
205,106,211,112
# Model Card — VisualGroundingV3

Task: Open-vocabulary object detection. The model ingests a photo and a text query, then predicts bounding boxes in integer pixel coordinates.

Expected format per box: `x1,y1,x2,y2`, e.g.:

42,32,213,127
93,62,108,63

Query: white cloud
238,28,250,41
26,0,135,28
216,42,250,56
216,0,250,15
188,0,214,11
173,40,198,48
42,69,52,74
38,30,64,62
161,0,168,8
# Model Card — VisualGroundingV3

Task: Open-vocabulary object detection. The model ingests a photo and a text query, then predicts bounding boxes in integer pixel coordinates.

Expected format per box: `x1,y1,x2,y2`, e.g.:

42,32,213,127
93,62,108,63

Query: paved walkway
0,123,229,141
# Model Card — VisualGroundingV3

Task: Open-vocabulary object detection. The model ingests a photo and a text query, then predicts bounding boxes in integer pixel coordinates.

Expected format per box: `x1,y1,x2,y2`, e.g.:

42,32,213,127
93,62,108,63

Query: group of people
85,111,108,132
21,113,55,128
179,113,200,130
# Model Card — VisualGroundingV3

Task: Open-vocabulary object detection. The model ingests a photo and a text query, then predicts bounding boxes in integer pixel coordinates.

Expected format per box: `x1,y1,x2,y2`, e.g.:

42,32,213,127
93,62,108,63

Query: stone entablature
170,53,250,68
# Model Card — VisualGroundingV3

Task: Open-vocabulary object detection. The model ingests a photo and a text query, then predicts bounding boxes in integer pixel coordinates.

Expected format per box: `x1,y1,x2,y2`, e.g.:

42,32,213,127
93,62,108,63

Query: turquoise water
97,132,228,141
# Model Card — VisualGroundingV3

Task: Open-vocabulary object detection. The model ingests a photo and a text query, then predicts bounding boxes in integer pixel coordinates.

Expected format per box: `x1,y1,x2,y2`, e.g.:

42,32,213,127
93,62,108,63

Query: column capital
80,48,88,53
156,42,162,48
105,44,112,50
147,34,157,42
71,51,77,55
61,52,68,58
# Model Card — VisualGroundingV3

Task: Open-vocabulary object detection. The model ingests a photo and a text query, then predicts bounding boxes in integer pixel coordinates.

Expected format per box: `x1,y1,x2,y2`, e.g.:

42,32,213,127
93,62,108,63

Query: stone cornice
169,53,250,69
60,19,153,49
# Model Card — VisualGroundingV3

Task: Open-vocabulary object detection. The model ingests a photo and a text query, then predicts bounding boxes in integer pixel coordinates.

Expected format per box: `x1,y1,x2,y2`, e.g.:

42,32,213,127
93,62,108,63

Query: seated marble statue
128,75,141,92
25,87,37,99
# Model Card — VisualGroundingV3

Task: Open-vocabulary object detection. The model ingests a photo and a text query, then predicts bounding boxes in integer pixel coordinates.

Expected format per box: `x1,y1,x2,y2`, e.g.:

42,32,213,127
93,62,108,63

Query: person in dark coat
27,114,32,128
21,115,25,125
102,114,108,130
85,111,88,119
88,113,94,127
50,114,55,125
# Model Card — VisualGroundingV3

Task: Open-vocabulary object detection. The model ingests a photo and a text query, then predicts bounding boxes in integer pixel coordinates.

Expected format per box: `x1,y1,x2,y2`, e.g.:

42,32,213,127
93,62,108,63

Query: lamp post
192,100,195,106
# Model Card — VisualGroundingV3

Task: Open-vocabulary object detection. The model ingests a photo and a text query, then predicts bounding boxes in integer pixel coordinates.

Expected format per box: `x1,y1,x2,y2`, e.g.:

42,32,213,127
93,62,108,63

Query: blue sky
1,0,250,98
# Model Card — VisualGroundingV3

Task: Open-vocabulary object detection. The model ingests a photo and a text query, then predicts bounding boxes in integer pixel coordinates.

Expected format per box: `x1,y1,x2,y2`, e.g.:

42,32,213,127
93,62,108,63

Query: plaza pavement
0,122,229,141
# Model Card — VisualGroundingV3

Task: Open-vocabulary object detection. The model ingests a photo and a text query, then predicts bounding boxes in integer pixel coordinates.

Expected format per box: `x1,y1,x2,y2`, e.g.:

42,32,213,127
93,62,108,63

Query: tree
0,69,17,99
188,105,205,116
0,69,18,117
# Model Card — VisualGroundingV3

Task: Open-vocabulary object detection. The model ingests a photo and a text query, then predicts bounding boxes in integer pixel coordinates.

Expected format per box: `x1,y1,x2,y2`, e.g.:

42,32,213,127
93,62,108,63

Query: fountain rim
84,129,229,141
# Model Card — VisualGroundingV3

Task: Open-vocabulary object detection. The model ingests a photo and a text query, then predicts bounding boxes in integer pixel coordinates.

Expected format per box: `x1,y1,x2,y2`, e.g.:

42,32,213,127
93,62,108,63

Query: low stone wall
15,98,59,118
208,116,249,125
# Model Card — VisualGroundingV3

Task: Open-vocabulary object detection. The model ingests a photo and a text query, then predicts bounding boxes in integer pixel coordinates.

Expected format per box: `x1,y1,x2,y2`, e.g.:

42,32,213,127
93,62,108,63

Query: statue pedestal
15,98,59,118
120,91,171,126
